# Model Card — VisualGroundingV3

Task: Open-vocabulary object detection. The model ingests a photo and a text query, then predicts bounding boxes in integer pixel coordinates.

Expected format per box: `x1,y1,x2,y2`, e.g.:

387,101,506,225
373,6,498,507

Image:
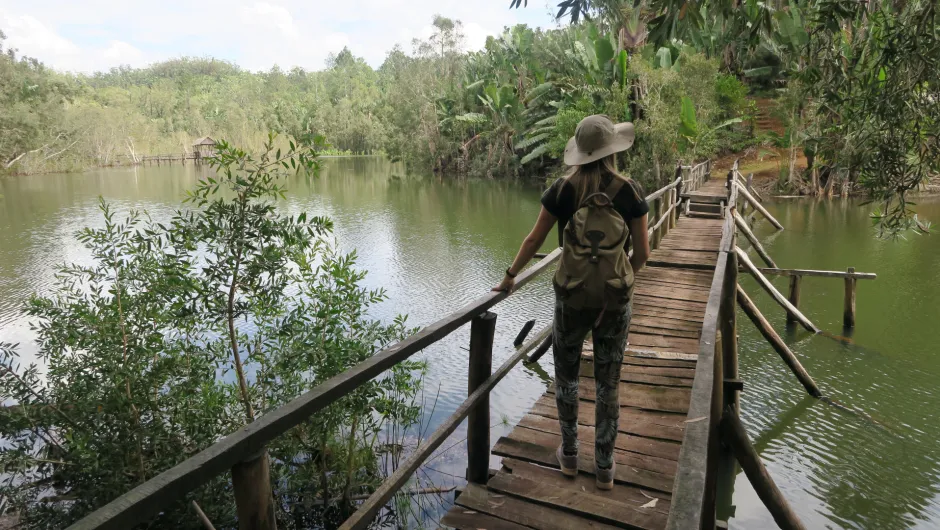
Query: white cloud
0,0,556,73
0,11,148,72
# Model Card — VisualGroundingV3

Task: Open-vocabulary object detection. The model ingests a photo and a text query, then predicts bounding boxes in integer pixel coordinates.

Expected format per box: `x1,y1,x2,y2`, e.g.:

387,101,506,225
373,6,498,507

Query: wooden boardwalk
442,180,728,530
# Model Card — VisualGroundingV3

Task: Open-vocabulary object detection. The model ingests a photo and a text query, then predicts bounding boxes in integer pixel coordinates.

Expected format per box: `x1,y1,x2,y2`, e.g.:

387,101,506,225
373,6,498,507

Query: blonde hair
559,154,640,206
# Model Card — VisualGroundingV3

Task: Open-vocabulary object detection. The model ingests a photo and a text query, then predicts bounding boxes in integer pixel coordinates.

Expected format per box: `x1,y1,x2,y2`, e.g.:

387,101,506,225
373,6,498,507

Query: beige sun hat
563,115,635,166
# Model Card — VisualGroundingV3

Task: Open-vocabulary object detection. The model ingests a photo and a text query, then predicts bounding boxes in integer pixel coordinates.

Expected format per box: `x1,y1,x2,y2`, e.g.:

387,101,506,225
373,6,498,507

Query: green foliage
0,136,425,528
801,0,940,236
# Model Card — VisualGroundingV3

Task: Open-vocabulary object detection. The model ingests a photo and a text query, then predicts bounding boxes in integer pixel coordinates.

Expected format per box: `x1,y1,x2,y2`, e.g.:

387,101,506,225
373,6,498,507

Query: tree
801,0,939,236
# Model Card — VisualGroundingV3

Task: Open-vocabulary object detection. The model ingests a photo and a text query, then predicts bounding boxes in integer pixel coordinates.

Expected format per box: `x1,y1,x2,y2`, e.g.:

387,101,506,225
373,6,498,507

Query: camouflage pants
552,298,631,470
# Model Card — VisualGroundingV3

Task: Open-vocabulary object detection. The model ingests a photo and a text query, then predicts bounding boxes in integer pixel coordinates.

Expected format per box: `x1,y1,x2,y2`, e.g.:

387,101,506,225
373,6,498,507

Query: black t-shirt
541,175,649,225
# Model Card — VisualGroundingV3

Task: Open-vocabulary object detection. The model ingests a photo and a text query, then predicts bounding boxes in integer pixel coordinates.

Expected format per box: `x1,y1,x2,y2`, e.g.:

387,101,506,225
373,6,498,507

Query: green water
1,160,938,528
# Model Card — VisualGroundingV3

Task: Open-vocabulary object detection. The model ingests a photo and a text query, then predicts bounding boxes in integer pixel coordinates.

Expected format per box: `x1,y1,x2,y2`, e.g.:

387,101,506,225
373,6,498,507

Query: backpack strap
603,177,625,202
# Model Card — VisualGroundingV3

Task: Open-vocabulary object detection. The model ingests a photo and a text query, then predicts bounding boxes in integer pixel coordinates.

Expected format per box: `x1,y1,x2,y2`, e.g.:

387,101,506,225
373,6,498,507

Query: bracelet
505,268,518,278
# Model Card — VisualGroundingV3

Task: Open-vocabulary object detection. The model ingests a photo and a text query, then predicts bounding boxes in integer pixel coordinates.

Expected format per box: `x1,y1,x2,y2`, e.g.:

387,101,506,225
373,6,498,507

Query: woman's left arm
493,207,557,292
629,214,650,272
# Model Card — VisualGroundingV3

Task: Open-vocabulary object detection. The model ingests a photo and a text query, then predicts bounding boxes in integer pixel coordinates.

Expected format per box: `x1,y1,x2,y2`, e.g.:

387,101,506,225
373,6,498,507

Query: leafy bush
0,136,425,529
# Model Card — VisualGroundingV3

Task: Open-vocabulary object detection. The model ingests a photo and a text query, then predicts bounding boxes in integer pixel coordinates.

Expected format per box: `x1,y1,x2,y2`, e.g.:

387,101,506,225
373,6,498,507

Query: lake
1,158,938,529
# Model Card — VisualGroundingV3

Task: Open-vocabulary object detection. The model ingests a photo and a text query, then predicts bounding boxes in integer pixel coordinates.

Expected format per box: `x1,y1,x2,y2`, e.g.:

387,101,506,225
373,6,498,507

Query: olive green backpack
553,177,634,311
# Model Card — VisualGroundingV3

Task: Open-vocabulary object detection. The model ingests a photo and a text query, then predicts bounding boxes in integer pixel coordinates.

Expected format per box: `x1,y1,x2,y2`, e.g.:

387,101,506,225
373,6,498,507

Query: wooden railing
69,176,687,530
666,167,738,530
681,160,711,192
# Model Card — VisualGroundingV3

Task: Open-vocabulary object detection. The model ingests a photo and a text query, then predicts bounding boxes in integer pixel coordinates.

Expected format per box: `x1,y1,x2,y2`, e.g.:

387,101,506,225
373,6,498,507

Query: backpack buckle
586,230,604,263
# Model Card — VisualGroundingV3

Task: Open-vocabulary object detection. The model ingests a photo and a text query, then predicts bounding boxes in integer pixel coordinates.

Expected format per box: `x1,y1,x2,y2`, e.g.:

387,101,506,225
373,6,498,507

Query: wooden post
786,276,801,326
231,450,277,530
736,286,822,398
734,212,778,268
721,251,739,412
467,312,496,484
652,197,662,249
736,247,819,333
844,267,857,328
720,408,808,530
737,185,784,230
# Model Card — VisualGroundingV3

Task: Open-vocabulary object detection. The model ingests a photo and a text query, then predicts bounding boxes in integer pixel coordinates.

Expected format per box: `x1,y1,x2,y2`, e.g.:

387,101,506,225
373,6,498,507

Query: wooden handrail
748,267,876,280
339,324,552,530
67,250,562,530
646,176,683,202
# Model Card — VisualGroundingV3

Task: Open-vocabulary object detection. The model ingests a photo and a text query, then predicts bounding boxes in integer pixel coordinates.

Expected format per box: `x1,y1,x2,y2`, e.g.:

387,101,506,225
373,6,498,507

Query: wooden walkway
442,180,728,530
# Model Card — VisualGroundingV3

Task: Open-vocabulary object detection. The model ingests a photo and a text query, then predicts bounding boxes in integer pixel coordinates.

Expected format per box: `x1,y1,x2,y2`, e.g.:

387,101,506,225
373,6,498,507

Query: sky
0,0,558,74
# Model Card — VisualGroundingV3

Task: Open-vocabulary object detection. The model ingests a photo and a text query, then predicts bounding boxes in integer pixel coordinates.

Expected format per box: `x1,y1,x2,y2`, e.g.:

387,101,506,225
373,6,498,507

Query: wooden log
652,197,663,249
231,450,276,530
337,324,551,530
191,501,217,530
736,286,821,398
525,333,553,364
750,267,876,279
786,276,801,326
66,251,562,530
720,408,807,530
736,184,784,230
844,267,857,328
734,211,778,268
735,247,819,333
467,312,496,484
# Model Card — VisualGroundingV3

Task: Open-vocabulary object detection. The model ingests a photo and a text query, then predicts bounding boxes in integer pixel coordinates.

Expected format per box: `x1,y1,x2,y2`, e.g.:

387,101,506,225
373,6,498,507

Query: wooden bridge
68,162,874,530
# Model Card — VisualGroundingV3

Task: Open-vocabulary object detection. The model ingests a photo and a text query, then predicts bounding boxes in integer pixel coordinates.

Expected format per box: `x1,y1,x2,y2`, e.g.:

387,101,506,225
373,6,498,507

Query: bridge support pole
720,408,807,530
786,276,801,327
467,312,496,484
231,449,277,530
843,268,857,328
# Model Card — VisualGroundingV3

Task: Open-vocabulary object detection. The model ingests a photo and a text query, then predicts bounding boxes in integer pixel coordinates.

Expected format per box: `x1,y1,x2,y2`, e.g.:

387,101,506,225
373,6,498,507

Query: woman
493,115,650,490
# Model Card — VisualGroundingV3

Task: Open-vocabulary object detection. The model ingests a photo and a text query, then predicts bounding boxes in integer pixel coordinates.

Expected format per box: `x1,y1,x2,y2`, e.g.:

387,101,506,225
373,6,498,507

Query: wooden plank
632,295,706,312
545,377,691,413
648,250,719,264
598,364,695,387
631,306,705,324
487,471,667,530
502,426,678,476
630,325,700,340
517,414,682,460
621,354,697,369
454,483,621,530
492,433,675,493
633,286,710,304
631,315,703,332
636,268,714,283
502,459,671,514
441,506,531,530
635,276,713,291
68,251,563,530
530,395,686,442
629,333,702,353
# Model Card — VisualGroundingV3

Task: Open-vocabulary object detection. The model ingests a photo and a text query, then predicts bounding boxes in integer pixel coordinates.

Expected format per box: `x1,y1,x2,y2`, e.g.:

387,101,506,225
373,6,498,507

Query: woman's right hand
492,275,515,293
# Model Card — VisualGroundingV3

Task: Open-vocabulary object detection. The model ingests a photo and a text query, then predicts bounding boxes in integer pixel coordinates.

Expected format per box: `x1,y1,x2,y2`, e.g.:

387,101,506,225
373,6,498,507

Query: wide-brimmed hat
563,115,635,166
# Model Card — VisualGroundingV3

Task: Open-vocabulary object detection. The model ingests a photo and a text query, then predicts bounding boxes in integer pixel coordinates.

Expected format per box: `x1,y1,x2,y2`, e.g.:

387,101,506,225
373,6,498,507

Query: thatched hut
192,137,217,160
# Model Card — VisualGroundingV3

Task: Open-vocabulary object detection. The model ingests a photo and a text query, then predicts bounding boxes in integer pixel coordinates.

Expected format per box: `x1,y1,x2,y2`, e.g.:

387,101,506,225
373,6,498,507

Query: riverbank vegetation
0,137,428,528
3,2,938,233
